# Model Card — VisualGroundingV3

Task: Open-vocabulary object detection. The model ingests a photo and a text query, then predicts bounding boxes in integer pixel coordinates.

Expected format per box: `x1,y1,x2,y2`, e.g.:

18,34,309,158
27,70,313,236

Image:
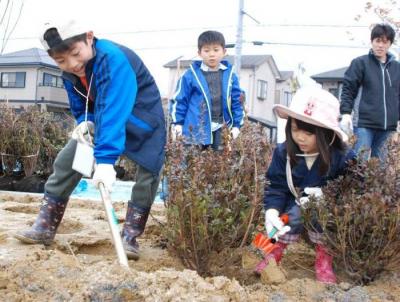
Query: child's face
52,32,94,77
291,119,318,154
198,43,226,70
371,36,392,61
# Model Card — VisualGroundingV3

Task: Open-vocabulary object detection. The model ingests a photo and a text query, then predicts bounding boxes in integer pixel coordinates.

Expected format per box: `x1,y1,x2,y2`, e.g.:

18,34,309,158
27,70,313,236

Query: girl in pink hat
256,86,356,284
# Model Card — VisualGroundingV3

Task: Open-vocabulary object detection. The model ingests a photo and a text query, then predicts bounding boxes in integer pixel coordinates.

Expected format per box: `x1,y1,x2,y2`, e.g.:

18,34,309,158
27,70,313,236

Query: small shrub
0,106,41,176
164,123,272,275
36,111,74,176
303,137,400,284
0,105,73,177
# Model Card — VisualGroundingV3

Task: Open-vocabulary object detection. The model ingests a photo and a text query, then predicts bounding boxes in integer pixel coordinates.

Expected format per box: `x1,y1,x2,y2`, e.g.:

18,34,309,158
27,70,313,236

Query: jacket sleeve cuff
95,157,117,165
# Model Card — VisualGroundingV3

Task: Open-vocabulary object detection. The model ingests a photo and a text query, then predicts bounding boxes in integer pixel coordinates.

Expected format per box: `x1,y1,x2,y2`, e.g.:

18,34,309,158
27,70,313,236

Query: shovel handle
99,182,129,268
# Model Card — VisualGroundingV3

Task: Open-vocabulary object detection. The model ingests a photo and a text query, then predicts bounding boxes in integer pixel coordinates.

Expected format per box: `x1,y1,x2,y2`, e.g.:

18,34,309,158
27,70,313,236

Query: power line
5,23,371,41
257,23,370,28
248,40,369,49
0,40,370,55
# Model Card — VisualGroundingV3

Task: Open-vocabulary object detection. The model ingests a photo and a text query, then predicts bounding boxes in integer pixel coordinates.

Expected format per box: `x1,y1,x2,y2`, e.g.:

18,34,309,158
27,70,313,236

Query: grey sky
4,0,397,96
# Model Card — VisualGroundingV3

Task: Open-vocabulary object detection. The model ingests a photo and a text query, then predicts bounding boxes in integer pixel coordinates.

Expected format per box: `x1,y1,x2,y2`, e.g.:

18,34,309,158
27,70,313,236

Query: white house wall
0,66,36,101
36,68,68,107
0,66,68,109
250,62,276,123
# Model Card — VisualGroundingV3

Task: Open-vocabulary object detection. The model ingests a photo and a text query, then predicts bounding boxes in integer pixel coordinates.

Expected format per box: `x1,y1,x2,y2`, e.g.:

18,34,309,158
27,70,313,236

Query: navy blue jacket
63,38,165,174
264,143,355,213
340,50,400,131
169,60,244,145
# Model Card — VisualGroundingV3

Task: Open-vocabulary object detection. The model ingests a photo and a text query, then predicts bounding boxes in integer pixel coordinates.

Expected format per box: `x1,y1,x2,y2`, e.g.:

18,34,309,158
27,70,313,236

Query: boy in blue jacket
170,30,244,150
14,20,166,260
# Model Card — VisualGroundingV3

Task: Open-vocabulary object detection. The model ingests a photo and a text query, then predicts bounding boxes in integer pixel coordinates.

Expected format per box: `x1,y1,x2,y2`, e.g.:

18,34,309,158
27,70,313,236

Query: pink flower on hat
273,86,348,142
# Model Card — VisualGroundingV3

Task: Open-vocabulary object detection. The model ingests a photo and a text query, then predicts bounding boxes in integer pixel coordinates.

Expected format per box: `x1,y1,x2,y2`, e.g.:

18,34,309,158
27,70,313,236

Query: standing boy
340,23,400,161
14,21,166,260
169,30,244,150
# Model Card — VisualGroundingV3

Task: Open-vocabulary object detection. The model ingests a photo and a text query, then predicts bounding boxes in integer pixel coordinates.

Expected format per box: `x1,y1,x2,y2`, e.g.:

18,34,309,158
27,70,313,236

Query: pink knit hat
273,86,348,142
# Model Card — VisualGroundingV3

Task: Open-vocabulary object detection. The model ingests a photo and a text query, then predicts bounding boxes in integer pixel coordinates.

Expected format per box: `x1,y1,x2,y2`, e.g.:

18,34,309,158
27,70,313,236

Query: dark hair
198,30,225,50
44,28,87,57
370,24,395,44
285,117,345,175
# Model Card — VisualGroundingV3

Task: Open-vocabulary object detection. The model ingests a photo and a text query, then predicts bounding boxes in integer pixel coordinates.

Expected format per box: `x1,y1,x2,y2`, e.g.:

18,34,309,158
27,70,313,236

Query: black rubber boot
14,195,67,245
121,201,150,260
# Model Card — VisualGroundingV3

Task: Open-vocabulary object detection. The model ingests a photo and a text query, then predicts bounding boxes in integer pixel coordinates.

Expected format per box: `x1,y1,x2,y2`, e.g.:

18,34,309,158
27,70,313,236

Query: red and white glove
93,164,116,193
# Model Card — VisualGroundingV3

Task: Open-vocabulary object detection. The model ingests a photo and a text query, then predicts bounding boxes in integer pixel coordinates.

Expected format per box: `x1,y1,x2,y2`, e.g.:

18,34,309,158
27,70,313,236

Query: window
43,73,58,87
257,80,268,100
1,72,26,88
42,73,64,88
283,91,292,106
329,88,339,98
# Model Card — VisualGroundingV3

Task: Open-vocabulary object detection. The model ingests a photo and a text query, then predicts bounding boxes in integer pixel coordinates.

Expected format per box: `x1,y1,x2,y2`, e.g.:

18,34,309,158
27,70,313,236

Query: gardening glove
72,121,94,146
299,187,323,207
230,127,240,140
265,209,291,241
339,114,353,136
93,164,116,193
171,124,183,141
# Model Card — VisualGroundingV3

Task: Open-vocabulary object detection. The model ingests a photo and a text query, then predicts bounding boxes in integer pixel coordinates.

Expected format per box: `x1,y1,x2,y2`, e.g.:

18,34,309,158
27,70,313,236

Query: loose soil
0,192,399,301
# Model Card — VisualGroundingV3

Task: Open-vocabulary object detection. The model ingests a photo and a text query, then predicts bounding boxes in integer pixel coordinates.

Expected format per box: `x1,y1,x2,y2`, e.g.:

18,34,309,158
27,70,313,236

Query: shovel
98,182,129,268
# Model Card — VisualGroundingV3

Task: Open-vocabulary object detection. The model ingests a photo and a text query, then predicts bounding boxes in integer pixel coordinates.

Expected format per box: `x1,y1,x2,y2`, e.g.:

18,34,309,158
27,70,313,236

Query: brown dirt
0,192,399,301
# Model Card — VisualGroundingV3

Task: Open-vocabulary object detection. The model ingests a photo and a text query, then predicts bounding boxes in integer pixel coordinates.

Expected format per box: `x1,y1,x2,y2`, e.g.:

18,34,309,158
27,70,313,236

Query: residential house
311,67,347,99
0,48,68,112
164,55,294,141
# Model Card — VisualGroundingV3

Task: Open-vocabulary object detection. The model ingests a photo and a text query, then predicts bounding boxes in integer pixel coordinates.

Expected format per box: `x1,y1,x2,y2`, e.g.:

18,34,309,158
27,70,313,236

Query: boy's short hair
198,30,225,50
40,20,87,56
371,23,395,43
44,29,87,56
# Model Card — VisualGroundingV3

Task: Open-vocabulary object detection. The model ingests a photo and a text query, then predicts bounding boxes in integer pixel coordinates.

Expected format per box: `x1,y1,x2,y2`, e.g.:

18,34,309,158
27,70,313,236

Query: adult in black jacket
340,23,400,161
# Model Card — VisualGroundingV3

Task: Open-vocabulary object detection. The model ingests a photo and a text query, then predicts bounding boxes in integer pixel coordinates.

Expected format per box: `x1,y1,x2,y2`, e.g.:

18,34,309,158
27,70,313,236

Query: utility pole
235,0,244,77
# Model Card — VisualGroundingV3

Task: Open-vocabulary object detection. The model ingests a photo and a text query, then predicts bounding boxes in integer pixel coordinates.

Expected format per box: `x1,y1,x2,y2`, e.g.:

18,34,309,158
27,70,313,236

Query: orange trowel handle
252,213,290,256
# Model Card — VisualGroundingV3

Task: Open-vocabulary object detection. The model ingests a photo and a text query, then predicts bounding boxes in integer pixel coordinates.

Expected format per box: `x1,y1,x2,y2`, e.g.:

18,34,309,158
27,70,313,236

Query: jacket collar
368,49,395,64
192,59,232,70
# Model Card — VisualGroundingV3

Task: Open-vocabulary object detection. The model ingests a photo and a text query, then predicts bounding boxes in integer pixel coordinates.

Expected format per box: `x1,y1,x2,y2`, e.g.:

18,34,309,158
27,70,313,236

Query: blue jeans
354,127,392,162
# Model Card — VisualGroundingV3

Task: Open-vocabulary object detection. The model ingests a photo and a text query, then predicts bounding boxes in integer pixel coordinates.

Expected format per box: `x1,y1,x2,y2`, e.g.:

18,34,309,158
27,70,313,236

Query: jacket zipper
226,69,234,126
380,64,387,130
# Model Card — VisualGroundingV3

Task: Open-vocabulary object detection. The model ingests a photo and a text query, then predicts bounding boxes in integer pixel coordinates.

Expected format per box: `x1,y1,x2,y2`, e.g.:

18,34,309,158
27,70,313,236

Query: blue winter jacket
264,143,356,213
169,60,244,145
62,38,166,174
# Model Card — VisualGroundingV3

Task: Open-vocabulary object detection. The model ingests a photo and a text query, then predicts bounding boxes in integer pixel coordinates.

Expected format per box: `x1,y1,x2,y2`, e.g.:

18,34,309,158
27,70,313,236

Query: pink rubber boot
255,242,287,274
315,244,337,284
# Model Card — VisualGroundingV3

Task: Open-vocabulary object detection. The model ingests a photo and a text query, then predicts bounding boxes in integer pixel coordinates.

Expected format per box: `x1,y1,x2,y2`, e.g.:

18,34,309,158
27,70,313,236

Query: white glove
265,209,291,240
230,127,240,139
339,114,353,136
171,124,183,141
93,164,116,192
299,187,323,207
72,121,94,146
397,121,400,133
